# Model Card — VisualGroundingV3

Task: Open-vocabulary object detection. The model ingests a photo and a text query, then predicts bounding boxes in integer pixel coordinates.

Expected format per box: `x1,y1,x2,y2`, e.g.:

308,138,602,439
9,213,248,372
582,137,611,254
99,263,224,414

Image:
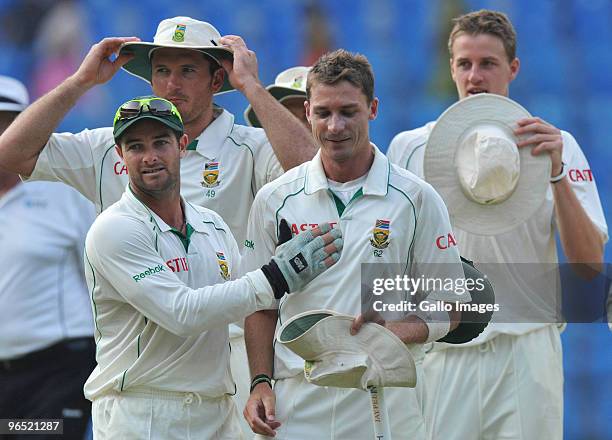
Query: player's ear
115,145,124,159
178,133,188,158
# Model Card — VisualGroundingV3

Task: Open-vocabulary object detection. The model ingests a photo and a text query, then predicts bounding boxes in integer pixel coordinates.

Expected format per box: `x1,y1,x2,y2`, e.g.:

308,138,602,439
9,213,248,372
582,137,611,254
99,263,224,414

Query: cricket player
245,66,310,128
241,49,470,439
0,17,317,433
0,75,96,438
387,10,608,439
84,96,342,439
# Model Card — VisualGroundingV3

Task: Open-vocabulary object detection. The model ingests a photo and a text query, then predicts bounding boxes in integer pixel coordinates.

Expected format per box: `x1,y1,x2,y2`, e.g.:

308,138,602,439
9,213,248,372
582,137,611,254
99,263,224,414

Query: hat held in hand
424,93,550,235
277,310,416,390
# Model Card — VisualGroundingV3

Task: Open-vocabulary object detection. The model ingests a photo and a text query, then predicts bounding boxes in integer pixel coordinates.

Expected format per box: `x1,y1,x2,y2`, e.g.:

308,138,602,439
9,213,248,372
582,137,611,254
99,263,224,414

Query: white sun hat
245,66,310,127
119,17,234,94
423,93,550,235
277,309,416,390
0,75,29,112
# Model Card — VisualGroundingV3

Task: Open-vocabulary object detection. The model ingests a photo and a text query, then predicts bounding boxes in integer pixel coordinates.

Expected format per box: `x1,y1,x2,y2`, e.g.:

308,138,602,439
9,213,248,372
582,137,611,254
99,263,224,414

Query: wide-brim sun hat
0,75,29,112
423,93,550,236
119,17,234,94
245,66,310,127
277,309,416,390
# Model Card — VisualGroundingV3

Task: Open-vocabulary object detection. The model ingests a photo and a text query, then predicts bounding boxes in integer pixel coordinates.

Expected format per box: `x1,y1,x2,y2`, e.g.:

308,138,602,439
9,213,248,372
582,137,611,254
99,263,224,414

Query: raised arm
516,118,605,270
219,35,317,170
0,37,138,176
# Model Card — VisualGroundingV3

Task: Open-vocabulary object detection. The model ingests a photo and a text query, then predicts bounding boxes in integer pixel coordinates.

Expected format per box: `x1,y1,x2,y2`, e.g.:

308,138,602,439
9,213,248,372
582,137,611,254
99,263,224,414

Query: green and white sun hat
119,17,234,94
245,66,310,127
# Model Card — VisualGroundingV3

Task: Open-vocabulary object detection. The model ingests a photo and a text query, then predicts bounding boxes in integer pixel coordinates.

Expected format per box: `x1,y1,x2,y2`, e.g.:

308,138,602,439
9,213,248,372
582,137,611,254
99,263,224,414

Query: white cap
0,75,29,112
424,94,551,235
244,66,310,127
277,310,416,390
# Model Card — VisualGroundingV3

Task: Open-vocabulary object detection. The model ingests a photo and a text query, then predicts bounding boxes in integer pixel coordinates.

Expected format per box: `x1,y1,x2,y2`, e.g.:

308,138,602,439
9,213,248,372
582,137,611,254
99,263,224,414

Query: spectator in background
0,75,96,439
245,66,310,129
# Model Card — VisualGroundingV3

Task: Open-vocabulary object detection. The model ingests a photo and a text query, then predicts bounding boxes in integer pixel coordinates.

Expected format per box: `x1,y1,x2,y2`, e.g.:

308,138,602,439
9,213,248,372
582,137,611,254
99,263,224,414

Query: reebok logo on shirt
132,264,166,282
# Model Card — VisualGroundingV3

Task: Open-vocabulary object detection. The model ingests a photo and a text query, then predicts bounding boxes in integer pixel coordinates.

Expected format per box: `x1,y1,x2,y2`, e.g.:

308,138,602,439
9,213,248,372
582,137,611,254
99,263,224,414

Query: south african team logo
291,75,304,90
216,251,230,280
201,162,220,187
370,219,391,249
172,24,186,42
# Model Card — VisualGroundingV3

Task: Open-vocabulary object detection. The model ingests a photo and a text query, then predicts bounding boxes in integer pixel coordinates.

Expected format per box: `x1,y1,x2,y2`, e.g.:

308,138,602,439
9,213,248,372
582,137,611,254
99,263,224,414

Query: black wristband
250,374,273,393
261,259,290,299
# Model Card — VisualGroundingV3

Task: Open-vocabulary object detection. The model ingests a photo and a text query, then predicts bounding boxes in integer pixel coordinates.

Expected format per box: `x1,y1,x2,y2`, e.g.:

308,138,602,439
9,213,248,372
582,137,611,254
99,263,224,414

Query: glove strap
261,260,290,299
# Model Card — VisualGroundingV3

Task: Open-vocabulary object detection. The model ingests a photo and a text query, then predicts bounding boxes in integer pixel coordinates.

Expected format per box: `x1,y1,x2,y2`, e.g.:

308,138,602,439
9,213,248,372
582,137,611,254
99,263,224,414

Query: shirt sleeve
86,213,275,338
240,188,281,308
561,131,608,241
411,182,471,303
254,139,284,192
23,128,115,203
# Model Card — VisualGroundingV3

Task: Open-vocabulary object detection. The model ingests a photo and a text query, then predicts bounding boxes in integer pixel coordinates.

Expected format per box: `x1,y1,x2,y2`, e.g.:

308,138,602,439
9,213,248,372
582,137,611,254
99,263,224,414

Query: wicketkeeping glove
261,219,343,298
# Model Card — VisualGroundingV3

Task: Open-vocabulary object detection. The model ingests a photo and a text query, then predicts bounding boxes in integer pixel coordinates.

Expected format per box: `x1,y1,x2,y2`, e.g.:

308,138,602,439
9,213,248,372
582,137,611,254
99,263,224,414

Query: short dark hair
307,49,375,103
448,10,517,62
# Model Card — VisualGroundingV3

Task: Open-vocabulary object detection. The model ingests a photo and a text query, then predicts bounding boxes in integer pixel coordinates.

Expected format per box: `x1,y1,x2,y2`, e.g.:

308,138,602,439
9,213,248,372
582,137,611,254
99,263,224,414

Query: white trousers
230,334,251,436
92,388,244,440
255,366,427,440
424,325,563,440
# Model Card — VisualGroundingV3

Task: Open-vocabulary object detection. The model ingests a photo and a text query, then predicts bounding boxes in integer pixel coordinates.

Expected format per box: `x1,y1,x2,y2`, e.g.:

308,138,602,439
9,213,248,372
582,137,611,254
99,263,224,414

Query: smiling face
116,119,187,202
450,33,519,99
150,48,224,130
306,80,378,165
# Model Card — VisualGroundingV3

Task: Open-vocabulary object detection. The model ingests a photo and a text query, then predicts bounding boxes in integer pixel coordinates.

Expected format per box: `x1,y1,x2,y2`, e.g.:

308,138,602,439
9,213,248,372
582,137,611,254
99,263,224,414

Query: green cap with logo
113,96,184,142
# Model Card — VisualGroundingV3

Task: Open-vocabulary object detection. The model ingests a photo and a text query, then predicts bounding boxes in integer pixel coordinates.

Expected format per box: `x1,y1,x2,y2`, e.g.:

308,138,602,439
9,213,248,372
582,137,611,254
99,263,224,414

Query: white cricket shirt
242,145,469,379
388,123,609,343
25,107,283,245
83,186,275,400
0,181,95,358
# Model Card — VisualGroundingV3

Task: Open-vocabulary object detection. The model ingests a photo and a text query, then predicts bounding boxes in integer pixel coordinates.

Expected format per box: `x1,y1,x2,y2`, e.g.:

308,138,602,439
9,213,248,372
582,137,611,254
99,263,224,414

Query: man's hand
515,117,563,177
261,221,342,298
350,310,386,335
72,37,140,89
218,35,261,94
244,382,281,436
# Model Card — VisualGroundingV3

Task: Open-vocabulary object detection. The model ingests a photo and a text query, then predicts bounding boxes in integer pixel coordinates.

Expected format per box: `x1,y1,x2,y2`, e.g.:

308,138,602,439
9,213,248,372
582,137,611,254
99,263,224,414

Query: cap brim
424,94,551,236
114,114,183,141
245,86,306,127
119,42,235,95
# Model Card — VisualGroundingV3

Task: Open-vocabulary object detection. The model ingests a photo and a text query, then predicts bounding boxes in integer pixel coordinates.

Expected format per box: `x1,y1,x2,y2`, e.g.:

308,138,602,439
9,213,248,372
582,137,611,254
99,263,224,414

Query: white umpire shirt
387,123,609,343
0,181,95,359
241,145,470,379
83,186,275,401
